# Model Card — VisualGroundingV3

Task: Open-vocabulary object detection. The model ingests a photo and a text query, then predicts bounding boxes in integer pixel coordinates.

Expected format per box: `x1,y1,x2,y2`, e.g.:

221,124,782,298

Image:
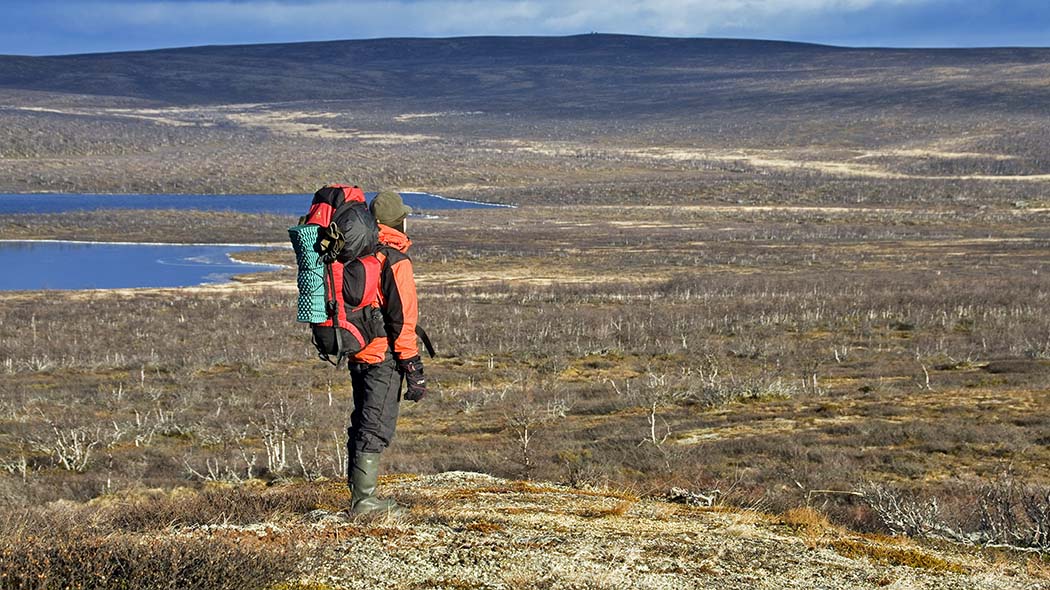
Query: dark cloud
1,0,1047,56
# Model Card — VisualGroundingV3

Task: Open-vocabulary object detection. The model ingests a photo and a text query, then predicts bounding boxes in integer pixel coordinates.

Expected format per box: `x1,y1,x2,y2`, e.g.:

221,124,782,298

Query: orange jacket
352,225,419,364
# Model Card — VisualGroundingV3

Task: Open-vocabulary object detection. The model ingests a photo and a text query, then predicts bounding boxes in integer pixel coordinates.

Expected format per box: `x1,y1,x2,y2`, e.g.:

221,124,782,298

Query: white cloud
40,0,925,38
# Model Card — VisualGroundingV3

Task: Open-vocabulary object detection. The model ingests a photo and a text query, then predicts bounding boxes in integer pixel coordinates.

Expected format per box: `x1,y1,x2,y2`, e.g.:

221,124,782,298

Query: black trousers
347,353,402,455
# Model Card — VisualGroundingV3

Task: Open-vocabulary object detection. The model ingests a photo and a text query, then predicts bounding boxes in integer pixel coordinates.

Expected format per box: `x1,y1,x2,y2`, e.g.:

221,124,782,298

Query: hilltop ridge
5,472,1044,589
298,472,1044,589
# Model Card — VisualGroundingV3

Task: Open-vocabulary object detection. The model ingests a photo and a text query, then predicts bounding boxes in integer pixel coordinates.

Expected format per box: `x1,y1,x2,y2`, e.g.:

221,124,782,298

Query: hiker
345,190,427,514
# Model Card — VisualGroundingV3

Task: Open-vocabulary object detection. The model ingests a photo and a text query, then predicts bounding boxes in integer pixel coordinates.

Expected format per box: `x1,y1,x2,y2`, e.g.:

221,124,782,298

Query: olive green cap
370,190,412,227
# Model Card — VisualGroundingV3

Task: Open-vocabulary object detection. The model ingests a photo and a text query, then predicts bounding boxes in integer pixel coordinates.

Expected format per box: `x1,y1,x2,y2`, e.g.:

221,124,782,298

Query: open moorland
0,35,1048,588
3,35,1050,202
1,202,1048,587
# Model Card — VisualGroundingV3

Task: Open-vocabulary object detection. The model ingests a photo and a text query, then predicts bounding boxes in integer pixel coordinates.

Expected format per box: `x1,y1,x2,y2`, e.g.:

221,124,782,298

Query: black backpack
289,185,385,365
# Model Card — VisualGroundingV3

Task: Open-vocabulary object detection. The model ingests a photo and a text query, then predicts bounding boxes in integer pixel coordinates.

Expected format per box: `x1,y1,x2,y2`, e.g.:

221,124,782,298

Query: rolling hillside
1,34,1049,114
1,34,1049,199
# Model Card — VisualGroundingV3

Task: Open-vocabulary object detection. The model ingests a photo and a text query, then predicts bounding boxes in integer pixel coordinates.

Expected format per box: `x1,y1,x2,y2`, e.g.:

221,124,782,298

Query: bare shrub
862,483,946,539
0,445,29,482
0,532,296,590
503,376,566,473
0,482,337,590
611,370,695,446
183,455,252,483
863,479,1050,551
454,384,511,414
557,448,608,489
696,372,799,407
977,477,1050,551
89,483,344,532
34,425,102,473
504,397,546,472
255,400,303,475
0,188,1048,550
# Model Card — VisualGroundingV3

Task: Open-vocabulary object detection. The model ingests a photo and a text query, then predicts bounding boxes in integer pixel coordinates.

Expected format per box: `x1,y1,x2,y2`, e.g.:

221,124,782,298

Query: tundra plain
0,35,1048,588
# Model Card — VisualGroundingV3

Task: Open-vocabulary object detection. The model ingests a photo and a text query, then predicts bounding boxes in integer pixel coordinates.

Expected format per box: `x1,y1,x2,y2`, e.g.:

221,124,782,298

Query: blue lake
0,191,507,290
0,241,282,291
0,192,511,216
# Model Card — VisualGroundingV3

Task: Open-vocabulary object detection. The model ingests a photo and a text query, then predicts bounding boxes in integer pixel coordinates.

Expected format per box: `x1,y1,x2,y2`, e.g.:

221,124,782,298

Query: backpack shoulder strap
416,326,436,358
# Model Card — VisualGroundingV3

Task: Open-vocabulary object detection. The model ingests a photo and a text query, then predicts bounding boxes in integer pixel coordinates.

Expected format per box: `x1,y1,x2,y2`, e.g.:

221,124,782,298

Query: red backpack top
295,184,384,364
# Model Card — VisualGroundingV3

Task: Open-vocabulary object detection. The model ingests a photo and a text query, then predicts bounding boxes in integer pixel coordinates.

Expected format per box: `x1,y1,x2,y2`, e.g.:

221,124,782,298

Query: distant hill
3,34,1050,196
2,34,1049,112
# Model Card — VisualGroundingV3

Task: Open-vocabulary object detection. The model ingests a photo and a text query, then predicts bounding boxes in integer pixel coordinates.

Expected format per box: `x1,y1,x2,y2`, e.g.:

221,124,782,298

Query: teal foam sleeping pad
288,224,328,323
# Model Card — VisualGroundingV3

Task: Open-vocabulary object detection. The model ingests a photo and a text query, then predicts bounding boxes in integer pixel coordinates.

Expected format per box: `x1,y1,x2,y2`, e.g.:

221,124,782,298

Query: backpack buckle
318,222,345,262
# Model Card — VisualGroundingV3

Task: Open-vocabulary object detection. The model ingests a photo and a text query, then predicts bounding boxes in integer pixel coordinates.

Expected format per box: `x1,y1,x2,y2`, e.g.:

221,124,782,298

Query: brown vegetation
1,35,1049,585
0,204,1046,565
9,472,1034,589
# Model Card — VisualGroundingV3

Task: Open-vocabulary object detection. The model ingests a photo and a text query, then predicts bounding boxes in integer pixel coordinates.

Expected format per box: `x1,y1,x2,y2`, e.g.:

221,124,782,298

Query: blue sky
2,0,1049,56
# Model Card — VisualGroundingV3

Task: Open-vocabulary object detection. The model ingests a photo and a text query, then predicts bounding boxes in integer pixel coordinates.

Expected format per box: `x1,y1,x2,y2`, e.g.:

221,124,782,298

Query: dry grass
782,506,841,546
577,500,635,519
830,538,967,574
462,520,506,534
1026,555,1050,580
0,532,297,590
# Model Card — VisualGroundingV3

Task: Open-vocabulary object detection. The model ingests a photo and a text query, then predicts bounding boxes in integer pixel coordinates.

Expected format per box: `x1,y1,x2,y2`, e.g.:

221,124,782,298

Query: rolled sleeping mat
288,224,329,323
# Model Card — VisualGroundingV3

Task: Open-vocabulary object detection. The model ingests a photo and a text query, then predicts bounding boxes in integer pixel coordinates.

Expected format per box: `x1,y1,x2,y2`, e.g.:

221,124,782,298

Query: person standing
346,190,427,515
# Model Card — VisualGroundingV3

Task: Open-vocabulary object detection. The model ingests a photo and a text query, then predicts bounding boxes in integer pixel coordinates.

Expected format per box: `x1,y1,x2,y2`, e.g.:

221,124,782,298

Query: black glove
398,356,427,402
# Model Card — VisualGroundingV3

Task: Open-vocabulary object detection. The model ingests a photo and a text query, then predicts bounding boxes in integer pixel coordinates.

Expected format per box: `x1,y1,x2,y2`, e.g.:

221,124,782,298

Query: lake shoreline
0,191,509,290
0,238,290,248
397,191,518,209
0,191,516,214
0,241,287,291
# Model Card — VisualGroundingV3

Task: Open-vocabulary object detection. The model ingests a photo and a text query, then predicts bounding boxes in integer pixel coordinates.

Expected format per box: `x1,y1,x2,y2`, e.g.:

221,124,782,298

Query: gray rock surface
280,472,1045,590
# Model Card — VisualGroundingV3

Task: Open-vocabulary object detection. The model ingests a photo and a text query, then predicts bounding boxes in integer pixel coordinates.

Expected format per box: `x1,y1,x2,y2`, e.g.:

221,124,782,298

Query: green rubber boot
350,451,400,515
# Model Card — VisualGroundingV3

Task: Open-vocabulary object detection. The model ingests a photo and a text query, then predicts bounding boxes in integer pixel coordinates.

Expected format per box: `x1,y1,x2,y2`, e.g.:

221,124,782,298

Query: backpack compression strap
322,261,345,366
416,325,436,358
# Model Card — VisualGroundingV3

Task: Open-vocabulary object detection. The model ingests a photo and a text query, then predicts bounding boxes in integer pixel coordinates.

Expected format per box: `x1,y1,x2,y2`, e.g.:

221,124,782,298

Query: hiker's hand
398,356,427,402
